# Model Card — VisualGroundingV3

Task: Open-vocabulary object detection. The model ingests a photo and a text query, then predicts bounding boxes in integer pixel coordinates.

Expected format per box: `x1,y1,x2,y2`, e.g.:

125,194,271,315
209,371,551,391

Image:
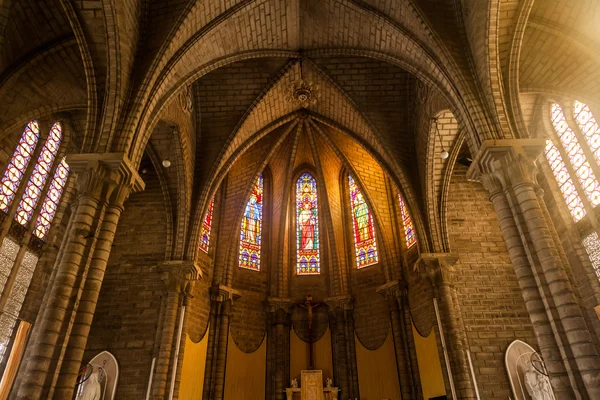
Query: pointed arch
296,172,320,275
239,174,264,271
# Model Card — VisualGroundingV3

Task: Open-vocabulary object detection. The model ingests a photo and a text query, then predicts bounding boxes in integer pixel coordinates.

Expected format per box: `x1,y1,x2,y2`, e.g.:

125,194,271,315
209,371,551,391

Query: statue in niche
524,362,553,400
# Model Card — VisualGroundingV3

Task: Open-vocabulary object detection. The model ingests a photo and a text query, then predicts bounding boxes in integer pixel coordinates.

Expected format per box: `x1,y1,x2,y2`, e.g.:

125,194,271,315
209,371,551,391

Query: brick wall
448,163,536,399
84,158,167,398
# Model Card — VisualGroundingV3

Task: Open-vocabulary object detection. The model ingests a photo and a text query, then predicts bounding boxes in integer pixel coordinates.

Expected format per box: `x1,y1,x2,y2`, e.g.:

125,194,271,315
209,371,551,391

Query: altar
284,370,339,400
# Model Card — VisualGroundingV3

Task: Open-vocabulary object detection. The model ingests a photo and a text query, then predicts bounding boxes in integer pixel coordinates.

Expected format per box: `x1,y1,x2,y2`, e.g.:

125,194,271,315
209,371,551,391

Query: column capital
416,253,459,285
158,260,202,296
376,280,408,300
66,153,145,205
210,283,241,303
266,297,294,314
466,139,545,189
324,295,353,311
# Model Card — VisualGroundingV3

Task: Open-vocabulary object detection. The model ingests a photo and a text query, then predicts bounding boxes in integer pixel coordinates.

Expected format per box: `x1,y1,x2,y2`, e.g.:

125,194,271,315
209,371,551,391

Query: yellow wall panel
355,331,401,400
412,325,446,399
179,331,209,400
224,333,266,400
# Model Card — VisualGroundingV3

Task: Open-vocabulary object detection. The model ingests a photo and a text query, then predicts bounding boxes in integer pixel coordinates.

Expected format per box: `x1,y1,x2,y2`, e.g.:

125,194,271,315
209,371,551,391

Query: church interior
0,0,599,399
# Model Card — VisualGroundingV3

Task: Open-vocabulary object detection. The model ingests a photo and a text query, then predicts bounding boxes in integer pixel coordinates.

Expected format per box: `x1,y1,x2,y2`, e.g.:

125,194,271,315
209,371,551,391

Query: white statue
291,378,299,388
78,367,102,400
325,378,333,388
524,363,553,400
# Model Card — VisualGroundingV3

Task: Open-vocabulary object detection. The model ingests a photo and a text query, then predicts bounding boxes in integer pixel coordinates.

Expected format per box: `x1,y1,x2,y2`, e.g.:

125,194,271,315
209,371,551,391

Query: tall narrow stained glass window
15,122,63,226
550,104,600,208
33,158,69,239
0,121,40,212
398,194,417,248
199,198,215,253
348,175,378,268
239,174,263,270
296,173,320,275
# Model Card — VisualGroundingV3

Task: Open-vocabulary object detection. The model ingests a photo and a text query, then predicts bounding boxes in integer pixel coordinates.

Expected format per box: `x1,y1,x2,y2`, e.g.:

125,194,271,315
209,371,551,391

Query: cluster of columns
470,139,600,399
13,153,144,399
202,283,239,400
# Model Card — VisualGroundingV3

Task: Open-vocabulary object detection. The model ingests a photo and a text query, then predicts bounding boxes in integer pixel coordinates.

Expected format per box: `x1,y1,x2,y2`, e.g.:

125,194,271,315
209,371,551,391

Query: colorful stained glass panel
398,194,417,248
348,175,378,268
545,139,586,221
0,121,40,212
296,173,320,275
583,231,600,282
15,122,62,226
551,104,600,207
239,174,263,271
199,198,215,253
33,158,69,239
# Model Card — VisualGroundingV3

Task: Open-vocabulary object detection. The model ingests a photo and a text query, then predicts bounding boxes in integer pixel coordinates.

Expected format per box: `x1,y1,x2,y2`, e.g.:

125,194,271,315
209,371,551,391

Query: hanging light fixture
162,127,176,168
433,117,449,160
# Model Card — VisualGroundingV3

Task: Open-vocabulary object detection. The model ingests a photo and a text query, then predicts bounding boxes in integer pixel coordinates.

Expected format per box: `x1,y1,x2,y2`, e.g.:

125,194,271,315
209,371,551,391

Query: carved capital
376,280,408,300
415,253,459,286
324,295,353,311
266,297,294,314
158,260,202,296
466,139,545,190
67,153,145,205
210,283,241,303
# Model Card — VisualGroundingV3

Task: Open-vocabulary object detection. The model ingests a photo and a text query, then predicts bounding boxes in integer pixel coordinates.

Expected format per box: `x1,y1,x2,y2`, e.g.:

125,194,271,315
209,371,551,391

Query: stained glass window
0,121,40,212
15,122,62,226
582,232,600,282
199,197,215,253
398,194,417,248
296,173,320,275
239,174,263,270
544,139,586,221
550,104,600,207
33,158,69,240
348,175,378,268
573,100,600,166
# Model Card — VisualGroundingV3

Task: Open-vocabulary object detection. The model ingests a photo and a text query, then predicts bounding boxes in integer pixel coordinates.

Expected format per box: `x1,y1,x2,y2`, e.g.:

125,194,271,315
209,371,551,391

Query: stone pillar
471,139,600,399
266,297,292,400
325,295,358,400
151,261,201,400
203,283,240,400
418,253,477,400
15,153,144,400
377,280,421,400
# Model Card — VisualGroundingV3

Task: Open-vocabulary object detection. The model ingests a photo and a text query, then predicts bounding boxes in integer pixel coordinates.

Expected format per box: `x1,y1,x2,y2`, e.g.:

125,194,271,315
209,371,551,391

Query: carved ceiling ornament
178,84,193,113
287,79,320,109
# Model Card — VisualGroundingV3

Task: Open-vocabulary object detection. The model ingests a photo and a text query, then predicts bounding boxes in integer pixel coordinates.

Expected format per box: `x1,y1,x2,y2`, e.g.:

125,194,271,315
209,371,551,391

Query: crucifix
298,294,322,369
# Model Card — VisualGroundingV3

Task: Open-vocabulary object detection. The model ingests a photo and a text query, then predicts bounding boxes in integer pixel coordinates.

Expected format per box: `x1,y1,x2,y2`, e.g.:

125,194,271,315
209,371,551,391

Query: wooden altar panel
290,328,333,382
224,332,266,400
301,370,323,400
179,331,209,400
355,330,401,400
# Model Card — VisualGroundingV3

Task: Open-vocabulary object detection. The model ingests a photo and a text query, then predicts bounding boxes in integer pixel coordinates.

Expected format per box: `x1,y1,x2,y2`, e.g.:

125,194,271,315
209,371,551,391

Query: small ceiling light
434,118,449,160
162,159,172,168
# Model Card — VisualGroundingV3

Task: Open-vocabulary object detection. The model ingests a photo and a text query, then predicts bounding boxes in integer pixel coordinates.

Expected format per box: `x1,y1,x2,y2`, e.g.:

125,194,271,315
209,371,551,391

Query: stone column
325,295,358,400
203,283,240,400
418,253,477,400
266,297,292,400
15,153,144,400
471,139,600,399
377,280,421,400
151,260,201,400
